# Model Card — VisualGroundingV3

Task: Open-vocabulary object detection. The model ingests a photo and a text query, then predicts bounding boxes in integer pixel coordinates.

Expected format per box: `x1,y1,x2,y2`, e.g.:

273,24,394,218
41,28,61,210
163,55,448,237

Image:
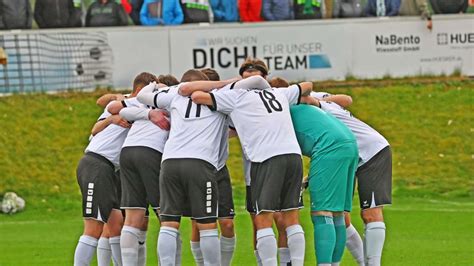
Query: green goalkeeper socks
312,215,336,264
332,215,347,263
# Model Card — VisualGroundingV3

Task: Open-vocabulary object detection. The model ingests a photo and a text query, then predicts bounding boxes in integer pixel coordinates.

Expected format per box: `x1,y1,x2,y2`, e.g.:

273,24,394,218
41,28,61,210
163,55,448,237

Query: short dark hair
269,77,290,88
133,72,157,93
239,57,269,77
200,68,220,81
157,74,179,86
180,69,209,82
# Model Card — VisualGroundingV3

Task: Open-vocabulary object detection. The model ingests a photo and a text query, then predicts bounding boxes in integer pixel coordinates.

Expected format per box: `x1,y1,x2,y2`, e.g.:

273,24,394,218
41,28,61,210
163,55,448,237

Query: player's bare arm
300,95,320,107
298,82,313,96
323,94,353,108
96,93,125,108
119,106,170,131
178,77,240,96
191,91,214,106
91,115,130,136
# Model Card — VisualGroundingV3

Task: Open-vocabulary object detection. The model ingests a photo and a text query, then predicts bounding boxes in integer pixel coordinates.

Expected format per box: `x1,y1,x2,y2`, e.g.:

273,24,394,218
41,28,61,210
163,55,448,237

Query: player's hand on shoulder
111,115,131,128
300,95,320,107
149,109,170,131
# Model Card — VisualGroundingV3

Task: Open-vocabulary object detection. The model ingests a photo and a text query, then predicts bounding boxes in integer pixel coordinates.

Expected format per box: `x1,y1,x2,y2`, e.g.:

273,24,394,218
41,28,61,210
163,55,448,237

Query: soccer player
188,68,236,266
92,94,129,266
79,117,127,266
290,103,358,266
263,76,359,266
237,58,295,266
74,73,154,266
137,69,238,266
107,74,179,266
191,75,312,266
311,91,392,266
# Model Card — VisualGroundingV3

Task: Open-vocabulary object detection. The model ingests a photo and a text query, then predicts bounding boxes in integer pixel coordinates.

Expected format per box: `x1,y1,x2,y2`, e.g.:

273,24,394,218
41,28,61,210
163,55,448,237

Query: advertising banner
1,15,472,92
169,22,352,81
351,16,473,78
107,27,170,88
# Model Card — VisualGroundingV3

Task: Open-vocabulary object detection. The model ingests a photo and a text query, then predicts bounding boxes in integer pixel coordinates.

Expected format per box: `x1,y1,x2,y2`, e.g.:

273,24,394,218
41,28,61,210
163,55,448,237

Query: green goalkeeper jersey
289,104,356,157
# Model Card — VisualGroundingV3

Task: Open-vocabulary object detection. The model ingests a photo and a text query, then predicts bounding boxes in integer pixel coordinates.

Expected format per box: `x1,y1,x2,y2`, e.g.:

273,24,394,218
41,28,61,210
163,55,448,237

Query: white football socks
191,241,205,266
220,236,236,266
109,236,122,266
97,237,112,266
256,228,278,266
365,222,386,266
254,249,263,266
74,235,98,266
278,248,291,266
175,232,182,266
120,226,140,266
286,224,305,266
137,230,147,266
346,224,365,266
158,226,178,265
200,229,221,266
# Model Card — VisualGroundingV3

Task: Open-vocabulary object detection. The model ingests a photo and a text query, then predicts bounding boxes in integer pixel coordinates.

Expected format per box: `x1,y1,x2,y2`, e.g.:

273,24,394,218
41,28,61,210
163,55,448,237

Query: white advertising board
107,27,171,88
0,15,472,92
169,21,352,81
350,15,474,78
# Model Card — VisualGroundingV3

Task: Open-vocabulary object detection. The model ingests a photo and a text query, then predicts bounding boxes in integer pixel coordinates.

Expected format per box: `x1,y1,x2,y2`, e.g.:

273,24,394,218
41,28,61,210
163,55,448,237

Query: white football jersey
214,85,236,170
211,85,302,162
138,83,227,169
85,100,137,167
120,104,169,154
216,116,230,170
312,92,389,166
242,149,251,186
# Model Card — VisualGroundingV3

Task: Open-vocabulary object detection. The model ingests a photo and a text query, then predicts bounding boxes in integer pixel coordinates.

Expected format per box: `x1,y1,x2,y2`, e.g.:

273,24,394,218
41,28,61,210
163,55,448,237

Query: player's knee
107,213,124,236
219,219,235,237
281,210,299,228
83,220,104,239
273,213,286,231
254,212,274,229
196,220,218,231
107,223,123,236
361,207,384,224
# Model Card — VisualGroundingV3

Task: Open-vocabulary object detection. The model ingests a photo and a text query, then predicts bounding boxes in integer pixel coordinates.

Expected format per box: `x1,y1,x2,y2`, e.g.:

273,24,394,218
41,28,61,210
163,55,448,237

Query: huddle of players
73,57,392,266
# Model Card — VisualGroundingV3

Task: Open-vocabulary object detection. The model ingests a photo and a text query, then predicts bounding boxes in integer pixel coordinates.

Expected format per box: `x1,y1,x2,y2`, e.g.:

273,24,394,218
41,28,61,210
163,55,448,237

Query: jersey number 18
258,91,282,113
